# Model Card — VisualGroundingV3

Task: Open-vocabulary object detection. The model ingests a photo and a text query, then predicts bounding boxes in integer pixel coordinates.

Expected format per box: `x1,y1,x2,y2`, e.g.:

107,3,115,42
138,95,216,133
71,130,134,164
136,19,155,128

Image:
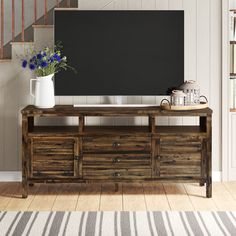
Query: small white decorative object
180,80,200,105
30,74,55,108
170,90,186,106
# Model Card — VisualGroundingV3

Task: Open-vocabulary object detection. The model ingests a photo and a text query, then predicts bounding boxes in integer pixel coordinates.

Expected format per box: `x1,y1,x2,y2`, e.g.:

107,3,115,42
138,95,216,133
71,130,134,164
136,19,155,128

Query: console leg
22,179,28,198
206,177,212,198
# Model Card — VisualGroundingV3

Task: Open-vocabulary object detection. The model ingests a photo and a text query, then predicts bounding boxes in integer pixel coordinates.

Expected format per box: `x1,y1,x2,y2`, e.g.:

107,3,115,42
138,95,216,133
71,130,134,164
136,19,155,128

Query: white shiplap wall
0,0,222,171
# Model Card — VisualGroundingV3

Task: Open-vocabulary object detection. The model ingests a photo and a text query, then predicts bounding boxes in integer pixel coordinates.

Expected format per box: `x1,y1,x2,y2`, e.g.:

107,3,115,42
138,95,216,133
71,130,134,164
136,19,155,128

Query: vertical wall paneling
182,0,197,125
196,0,210,99
127,0,141,9
156,0,169,10
210,0,221,171
167,0,183,126
141,0,156,9
0,86,5,169
169,0,183,9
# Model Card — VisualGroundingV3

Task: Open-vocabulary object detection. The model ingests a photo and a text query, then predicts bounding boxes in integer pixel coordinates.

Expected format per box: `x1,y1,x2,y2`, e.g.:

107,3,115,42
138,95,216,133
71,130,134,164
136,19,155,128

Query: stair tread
10,41,34,45
32,24,54,28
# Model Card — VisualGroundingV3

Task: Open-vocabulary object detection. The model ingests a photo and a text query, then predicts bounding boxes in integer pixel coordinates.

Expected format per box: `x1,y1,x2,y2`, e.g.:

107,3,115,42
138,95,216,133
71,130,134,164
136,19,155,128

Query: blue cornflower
30,56,36,63
41,61,48,68
37,54,43,60
43,52,47,56
49,57,54,63
53,54,61,62
22,60,27,68
29,64,36,70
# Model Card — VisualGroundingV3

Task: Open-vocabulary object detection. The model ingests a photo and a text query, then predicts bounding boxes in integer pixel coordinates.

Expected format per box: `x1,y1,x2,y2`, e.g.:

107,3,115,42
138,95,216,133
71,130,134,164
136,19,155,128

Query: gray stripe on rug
78,212,85,236
197,212,210,236
165,212,174,236
185,212,204,236
121,212,131,236
114,211,118,236
133,212,138,236
5,211,21,236
48,211,65,236
230,212,236,222
0,212,7,222
218,212,236,235
12,212,33,236
212,212,227,236
85,212,97,236
62,212,71,236
99,211,103,236
25,212,39,236
42,212,53,236
153,212,167,236
180,212,191,236
147,211,154,236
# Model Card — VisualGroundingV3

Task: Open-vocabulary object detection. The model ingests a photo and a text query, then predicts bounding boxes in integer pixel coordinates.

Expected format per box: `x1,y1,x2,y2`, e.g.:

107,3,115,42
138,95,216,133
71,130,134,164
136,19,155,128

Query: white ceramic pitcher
30,74,55,108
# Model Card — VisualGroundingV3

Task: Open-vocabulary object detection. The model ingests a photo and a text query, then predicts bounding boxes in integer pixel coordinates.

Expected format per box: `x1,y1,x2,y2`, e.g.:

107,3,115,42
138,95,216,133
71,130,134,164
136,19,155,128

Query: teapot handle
30,79,37,98
160,99,171,109
199,95,208,103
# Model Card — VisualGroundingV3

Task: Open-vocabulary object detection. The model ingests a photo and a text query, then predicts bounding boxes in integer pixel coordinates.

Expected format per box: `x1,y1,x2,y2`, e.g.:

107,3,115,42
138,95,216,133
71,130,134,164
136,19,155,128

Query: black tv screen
55,10,184,95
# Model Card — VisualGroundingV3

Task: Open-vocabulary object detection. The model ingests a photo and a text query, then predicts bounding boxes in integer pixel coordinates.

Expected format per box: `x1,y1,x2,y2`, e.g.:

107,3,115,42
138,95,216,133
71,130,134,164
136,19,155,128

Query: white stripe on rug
1,211,236,236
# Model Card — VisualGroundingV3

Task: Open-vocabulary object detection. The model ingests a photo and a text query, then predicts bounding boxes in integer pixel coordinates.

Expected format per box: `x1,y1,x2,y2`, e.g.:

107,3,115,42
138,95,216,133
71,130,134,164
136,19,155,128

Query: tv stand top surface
22,105,213,117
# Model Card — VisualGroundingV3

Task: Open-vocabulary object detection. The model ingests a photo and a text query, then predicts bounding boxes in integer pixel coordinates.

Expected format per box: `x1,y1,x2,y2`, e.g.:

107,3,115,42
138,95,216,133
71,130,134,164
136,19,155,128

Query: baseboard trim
0,171,22,182
0,171,223,182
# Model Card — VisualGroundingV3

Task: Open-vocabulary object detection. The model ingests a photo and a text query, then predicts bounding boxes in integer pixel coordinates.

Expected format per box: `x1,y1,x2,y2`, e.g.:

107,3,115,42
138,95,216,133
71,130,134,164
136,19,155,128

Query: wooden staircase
0,0,78,60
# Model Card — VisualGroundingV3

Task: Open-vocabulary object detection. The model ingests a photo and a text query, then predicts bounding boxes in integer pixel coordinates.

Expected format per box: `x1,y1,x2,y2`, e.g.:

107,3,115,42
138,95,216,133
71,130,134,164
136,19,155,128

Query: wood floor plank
28,184,60,211
100,183,123,211
76,183,101,211
223,182,236,200
163,183,194,211
52,184,80,211
122,183,146,211
1,182,236,211
6,184,39,211
0,182,21,210
184,183,218,210
143,183,170,211
212,182,236,211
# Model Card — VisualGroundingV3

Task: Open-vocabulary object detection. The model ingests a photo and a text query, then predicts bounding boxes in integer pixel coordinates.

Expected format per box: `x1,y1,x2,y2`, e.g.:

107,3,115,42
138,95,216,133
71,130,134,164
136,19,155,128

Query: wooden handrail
21,0,24,41
12,0,15,42
44,0,47,25
1,0,4,58
34,0,37,23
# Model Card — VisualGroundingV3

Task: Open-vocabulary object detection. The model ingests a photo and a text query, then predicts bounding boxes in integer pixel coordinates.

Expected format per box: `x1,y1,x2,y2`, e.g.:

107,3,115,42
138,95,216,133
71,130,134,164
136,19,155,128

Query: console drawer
83,153,151,168
31,138,78,178
83,136,151,153
159,136,202,154
159,153,201,177
83,168,151,180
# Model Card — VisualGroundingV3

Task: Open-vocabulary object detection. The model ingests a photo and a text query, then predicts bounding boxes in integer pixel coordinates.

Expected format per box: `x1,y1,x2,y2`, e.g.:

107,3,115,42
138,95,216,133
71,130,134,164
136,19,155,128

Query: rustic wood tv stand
21,105,212,198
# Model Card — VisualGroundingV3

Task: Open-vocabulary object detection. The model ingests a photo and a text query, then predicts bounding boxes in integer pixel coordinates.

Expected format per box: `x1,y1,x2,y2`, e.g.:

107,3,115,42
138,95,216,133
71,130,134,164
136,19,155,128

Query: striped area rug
0,211,236,236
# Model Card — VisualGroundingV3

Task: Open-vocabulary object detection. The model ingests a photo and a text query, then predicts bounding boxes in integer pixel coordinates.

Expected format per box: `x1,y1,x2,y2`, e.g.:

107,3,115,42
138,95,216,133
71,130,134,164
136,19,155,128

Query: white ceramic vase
30,74,55,108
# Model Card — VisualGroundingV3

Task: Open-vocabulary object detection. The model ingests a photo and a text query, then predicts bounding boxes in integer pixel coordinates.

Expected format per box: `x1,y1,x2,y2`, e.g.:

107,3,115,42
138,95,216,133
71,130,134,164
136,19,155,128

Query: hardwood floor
1,182,236,211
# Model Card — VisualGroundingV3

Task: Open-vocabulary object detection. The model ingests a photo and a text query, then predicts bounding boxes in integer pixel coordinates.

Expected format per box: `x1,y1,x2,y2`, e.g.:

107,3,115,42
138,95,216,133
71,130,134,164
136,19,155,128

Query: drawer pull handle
112,142,121,148
74,155,80,161
113,172,121,177
112,158,121,163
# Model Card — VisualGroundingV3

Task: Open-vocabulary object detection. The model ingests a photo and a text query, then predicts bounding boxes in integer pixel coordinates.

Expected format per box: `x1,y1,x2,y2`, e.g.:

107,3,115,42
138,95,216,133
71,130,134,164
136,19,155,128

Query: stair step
10,42,34,45
0,59,12,62
32,25,54,28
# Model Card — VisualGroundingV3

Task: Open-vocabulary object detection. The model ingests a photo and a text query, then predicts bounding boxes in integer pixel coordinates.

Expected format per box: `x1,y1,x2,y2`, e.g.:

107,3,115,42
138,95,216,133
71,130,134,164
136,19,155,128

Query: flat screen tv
54,10,184,96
